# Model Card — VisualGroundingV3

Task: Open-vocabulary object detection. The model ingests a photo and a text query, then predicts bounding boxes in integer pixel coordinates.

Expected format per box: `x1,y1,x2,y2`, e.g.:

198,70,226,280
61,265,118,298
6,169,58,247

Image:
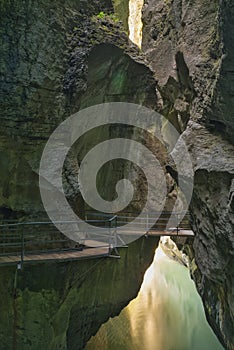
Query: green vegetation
95,11,120,23
97,11,105,19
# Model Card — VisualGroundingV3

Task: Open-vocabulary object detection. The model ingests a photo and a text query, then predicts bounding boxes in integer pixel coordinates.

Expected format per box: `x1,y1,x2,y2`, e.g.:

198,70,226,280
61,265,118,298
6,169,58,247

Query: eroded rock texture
0,0,156,219
142,1,234,348
0,237,158,350
0,1,160,349
1,0,234,349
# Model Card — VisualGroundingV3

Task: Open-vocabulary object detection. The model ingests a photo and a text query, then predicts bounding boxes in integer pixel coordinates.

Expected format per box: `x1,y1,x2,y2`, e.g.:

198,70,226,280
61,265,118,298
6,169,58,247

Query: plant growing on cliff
95,11,120,23
97,11,105,19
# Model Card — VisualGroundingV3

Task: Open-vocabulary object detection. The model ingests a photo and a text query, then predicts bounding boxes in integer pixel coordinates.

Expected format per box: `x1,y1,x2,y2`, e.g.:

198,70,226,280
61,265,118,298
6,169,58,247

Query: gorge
0,0,233,349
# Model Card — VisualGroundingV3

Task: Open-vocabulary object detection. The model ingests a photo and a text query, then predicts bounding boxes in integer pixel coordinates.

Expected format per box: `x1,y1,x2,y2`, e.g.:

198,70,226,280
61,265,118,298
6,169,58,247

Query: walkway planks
0,211,194,266
109,229,194,237
147,229,194,237
0,246,110,266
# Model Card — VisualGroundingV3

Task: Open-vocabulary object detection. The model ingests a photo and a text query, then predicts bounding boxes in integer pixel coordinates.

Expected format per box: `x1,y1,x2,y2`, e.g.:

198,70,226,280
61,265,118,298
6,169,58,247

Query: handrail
0,211,193,267
0,215,120,228
0,221,82,227
108,215,117,222
85,210,189,215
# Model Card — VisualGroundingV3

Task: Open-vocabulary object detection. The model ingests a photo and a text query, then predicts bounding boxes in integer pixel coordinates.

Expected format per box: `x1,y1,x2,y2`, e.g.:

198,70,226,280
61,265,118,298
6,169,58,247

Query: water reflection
85,246,224,350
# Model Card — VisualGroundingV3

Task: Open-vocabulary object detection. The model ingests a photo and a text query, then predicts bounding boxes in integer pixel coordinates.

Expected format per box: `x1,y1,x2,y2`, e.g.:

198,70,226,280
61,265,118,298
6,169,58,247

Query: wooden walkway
0,245,111,266
148,229,194,237
109,228,194,238
0,212,194,266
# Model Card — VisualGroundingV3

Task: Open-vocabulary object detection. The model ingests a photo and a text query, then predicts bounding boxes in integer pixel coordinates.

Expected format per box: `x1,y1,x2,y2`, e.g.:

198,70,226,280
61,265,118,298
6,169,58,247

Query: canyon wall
1,0,234,349
0,237,158,350
0,1,160,349
0,0,157,219
141,1,234,348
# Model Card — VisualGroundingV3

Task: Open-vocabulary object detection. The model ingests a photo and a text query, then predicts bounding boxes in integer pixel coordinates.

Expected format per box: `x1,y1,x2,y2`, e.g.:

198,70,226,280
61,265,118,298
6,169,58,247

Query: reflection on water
85,246,224,350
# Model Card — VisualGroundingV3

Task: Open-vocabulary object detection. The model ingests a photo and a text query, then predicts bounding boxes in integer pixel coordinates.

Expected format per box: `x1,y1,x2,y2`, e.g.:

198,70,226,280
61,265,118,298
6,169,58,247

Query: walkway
0,211,194,266
0,245,111,266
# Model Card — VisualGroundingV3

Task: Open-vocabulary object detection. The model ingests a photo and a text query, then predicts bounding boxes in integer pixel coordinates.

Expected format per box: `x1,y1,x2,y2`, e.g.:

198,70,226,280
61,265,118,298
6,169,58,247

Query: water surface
85,246,224,350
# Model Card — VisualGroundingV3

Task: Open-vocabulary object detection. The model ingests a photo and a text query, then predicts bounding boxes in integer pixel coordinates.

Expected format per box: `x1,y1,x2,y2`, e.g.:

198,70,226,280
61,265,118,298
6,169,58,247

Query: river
85,244,224,350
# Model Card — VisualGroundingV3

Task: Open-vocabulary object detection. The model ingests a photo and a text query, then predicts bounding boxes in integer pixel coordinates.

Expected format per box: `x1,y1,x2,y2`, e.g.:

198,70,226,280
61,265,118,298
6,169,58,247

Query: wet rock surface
1,0,234,349
0,2,160,350
142,1,234,348
0,0,155,219
0,237,159,350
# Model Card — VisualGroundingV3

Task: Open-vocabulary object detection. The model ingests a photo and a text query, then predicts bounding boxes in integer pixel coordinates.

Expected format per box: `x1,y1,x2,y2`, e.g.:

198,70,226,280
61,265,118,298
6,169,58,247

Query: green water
85,246,224,350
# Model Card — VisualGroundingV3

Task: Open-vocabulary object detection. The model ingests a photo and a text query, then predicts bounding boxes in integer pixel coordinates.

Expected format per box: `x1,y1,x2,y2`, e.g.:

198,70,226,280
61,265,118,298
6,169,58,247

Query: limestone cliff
142,1,234,349
1,0,234,349
0,1,160,350
0,237,158,350
0,0,156,219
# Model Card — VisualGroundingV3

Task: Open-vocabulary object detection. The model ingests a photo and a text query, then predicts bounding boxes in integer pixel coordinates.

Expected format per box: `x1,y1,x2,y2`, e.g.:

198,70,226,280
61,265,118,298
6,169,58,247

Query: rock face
113,0,130,32
142,0,234,139
0,1,161,350
1,0,234,349
0,237,159,350
0,0,157,219
142,1,234,349
1,0,177,222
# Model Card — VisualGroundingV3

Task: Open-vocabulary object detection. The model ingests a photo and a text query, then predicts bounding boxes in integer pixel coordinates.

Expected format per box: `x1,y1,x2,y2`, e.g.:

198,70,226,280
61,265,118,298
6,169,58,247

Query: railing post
108,215,118,252
21,230,24,267
176,213,179,235
84,215,88,244
108,218,112,252
114,215,118,247
146,212,149,233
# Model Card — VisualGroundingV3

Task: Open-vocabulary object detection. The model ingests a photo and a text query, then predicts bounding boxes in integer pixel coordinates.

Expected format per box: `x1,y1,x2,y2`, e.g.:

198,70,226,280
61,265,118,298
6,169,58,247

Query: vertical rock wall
141,1,234,348
0,237,159,350
0,2,161,349
0,0,156,219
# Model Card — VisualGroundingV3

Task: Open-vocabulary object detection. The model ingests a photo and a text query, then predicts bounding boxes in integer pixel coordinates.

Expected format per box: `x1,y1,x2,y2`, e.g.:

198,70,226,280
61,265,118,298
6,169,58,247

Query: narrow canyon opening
128,0,144,48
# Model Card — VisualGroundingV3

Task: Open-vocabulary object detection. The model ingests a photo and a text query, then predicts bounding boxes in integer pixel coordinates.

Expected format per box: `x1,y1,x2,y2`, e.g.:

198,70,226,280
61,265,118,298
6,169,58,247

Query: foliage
97,11,105,19
96,11,120,23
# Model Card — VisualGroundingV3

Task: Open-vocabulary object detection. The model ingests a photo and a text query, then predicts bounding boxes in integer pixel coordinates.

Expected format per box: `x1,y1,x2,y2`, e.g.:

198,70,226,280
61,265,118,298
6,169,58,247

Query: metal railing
85,210,191,232
0,211,192,262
